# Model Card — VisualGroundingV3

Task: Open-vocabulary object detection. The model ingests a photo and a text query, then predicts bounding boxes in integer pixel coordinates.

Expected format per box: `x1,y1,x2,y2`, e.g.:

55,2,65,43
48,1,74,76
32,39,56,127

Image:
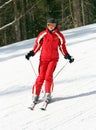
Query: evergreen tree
0,0,96,46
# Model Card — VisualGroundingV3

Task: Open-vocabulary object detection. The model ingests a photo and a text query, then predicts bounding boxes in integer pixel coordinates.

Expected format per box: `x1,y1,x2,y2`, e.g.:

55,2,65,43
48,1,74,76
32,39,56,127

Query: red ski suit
32,27,68,95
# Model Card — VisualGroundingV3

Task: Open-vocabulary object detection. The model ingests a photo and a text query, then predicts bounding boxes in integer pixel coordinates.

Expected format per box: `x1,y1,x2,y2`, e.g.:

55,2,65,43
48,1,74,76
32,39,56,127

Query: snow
0,23,96,130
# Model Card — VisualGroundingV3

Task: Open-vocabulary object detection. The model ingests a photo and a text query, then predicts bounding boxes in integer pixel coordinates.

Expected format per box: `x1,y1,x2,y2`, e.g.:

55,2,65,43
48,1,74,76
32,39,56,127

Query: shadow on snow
52,90,96,103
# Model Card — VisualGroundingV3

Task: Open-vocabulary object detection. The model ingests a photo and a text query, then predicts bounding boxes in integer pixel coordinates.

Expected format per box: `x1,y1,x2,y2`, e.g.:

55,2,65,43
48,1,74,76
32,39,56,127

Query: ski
28,97,44,110
40,102,48,110
28,95,52,110
28,102,49,111
28,103,37,110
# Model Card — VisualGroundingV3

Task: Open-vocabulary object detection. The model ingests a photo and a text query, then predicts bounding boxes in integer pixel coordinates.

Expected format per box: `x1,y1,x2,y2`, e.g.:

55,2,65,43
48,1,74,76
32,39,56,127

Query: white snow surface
0,24,96,130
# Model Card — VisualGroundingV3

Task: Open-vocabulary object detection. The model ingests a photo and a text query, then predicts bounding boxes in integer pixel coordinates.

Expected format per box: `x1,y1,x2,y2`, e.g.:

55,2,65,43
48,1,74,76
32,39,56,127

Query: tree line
0,0,96,46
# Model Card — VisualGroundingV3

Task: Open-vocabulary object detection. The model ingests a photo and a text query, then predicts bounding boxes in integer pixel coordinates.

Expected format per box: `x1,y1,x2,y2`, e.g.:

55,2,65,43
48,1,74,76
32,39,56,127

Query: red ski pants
32,60,57,95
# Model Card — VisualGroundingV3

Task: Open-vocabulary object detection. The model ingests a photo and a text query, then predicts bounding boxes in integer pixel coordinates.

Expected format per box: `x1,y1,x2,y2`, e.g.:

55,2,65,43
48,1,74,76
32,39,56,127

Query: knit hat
47,18,57,24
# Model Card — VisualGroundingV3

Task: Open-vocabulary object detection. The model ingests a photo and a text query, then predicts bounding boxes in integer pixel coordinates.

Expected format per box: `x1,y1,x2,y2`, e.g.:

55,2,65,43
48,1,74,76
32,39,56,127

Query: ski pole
54,61,68,79
49,61,68,96
29,59,37,77
29,59,44,94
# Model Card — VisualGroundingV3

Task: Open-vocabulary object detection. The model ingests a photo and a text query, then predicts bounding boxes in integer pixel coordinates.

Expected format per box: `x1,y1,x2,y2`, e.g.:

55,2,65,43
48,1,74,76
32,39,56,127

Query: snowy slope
0,24,96,130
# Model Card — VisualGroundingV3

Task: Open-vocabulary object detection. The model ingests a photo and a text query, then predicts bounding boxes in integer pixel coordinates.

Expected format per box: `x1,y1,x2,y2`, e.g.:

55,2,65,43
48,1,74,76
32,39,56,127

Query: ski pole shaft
29,59,37,77
29,59,44,94
54,61,68,79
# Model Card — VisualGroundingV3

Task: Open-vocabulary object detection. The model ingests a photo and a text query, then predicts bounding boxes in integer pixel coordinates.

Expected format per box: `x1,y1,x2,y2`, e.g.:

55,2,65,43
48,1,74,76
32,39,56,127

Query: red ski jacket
32,28,68,61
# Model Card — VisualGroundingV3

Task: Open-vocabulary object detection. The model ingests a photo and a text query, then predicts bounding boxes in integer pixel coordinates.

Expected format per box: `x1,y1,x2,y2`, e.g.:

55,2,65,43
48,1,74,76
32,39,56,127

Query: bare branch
0,0,12,9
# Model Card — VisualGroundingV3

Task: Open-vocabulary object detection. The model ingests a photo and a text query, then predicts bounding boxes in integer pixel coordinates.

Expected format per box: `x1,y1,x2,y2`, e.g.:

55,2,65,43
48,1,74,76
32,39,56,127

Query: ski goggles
47,23,56,28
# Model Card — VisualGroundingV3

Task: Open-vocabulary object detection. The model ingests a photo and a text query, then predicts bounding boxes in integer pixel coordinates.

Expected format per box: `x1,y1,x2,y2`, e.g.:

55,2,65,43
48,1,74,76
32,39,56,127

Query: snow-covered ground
0,23,96,130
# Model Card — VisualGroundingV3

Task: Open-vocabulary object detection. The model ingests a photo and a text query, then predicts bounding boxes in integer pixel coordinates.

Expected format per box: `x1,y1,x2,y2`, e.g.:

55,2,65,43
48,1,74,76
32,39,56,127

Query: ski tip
40,108,46,111
28,107,34,110
28,103,37,110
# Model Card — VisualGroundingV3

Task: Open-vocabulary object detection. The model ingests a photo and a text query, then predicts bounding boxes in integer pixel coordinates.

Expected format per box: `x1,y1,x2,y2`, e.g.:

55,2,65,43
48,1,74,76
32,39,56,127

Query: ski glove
64,53,74,63
25,50,35,60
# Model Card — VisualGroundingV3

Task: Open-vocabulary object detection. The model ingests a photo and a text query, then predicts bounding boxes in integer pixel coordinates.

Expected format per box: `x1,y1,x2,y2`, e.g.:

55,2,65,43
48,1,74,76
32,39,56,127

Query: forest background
0,0,96,46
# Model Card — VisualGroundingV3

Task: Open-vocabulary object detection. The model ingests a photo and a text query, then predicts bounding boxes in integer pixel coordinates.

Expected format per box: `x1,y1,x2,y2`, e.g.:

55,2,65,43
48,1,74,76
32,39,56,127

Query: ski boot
41,93,51,110
32,95,39,104
44,93,51,103
29,95,39,110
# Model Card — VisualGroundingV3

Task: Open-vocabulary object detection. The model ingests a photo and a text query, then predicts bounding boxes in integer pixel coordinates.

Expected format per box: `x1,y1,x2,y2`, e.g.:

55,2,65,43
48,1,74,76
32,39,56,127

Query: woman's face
47,23,56,31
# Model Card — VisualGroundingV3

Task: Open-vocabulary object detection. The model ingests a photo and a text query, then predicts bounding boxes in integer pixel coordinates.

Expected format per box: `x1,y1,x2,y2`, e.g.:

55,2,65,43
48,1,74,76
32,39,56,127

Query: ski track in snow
0,24,96,130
